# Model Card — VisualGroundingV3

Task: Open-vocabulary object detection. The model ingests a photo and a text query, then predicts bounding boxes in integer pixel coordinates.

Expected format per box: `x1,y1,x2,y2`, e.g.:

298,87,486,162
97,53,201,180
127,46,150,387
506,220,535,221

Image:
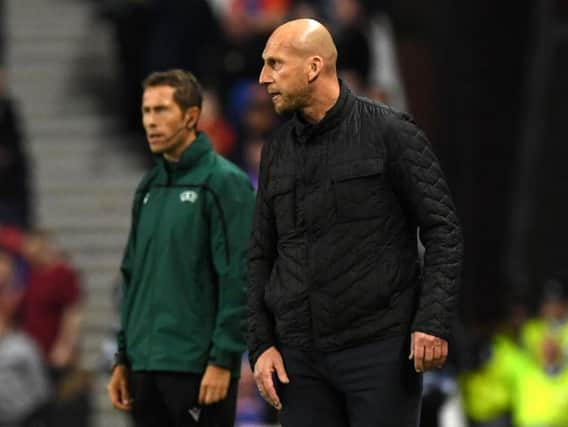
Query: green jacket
117,132,255,377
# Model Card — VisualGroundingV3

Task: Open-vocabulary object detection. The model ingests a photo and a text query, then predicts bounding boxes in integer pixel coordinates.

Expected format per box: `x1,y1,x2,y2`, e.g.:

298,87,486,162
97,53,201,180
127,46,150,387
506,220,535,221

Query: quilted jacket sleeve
386,116,464,340
247,142,277,369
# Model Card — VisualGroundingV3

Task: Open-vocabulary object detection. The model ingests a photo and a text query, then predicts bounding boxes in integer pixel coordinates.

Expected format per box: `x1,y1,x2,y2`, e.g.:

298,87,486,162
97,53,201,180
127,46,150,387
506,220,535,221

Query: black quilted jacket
248,82,463,367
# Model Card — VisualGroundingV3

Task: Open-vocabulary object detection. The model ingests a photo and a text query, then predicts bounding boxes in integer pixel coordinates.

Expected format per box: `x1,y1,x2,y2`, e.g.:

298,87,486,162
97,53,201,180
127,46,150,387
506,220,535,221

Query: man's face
142,85,190,158
259,36,309,114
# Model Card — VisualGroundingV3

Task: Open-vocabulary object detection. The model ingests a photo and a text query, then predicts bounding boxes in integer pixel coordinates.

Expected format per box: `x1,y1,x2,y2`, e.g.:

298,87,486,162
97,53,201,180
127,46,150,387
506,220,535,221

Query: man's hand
107,365,132,411
409,331,448,372
253,346,289,410
199,365,231,405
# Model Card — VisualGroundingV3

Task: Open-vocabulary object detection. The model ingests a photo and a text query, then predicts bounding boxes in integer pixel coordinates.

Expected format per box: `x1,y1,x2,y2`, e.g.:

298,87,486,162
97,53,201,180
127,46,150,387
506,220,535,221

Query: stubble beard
275,87,310,115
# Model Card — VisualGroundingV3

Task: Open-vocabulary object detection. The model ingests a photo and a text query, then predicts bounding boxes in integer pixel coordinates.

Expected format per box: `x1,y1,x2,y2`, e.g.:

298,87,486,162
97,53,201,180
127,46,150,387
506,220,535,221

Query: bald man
247,19,463,427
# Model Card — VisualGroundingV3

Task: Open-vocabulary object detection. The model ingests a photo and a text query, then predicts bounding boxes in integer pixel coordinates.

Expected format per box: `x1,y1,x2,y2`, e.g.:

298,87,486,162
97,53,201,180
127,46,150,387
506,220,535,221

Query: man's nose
143,112,156,128
259,66,270,85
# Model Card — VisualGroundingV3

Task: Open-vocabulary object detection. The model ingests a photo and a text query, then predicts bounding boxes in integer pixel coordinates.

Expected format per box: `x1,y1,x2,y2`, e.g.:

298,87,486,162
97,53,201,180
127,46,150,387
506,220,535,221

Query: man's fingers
107,367,132,412
262,372,282,409
411,333,450,371
108,385,120,408
199,381,229,405
108,382,131,411
423,346,434,371
274,358,290,384
120,380,131,406
432,345,442,368
206,387,220,405
436,355,447,369
200,384,217,405
436,342,449,368
413,343,425,372
433,345,440,359
219,386,228,401
254,347,286,409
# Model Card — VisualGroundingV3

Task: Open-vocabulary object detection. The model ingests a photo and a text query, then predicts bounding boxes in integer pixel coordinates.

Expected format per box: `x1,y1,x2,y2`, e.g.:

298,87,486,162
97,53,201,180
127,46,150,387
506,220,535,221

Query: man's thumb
275,360,290,384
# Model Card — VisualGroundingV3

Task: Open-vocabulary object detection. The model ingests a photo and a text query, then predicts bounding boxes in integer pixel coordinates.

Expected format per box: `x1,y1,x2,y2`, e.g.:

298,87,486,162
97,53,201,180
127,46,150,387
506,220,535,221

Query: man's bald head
267,19,337,74
259,19,341,121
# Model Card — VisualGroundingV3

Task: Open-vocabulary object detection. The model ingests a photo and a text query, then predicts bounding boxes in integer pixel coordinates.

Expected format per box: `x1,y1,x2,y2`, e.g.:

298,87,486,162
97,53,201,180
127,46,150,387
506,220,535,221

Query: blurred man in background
0,250,50,427
0,92,32,228
20,230,89,427
107,69,255,427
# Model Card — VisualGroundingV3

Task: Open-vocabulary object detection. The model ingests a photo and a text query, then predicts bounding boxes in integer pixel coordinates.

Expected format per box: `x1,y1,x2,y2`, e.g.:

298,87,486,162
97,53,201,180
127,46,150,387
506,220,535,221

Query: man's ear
307,56,323,82
184,106,200,129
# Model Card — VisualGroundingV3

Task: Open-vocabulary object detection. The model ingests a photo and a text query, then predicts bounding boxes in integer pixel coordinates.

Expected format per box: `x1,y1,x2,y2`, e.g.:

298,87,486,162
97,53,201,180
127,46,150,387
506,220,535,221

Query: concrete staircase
5,0,143,425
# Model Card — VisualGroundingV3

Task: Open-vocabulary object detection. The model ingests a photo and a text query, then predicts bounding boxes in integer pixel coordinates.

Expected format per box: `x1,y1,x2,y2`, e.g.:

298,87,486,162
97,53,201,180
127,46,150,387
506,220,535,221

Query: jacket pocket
267,176,296,235
331,158,384,221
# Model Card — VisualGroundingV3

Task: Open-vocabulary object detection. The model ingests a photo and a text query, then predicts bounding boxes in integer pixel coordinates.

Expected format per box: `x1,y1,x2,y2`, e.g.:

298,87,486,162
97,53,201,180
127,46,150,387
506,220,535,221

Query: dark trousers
278,336,422,427
129,371,238,427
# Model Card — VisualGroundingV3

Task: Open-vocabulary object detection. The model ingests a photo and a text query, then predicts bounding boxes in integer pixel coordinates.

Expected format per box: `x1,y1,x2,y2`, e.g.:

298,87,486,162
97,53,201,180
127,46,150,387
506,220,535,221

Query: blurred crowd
1,4,90,421
452,276,568,427
413,275,568,427
1,0,568,426
92,0,405,168
0,227,89,427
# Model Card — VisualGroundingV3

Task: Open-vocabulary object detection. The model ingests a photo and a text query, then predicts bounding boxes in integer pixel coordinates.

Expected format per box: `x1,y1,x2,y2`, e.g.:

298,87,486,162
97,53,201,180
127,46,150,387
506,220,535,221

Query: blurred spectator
97,276,122,375
226,80,279,186
199,89,237,157
367,11,407,109
0,250,50,427
0,95,32,228
216,0,291,104
503,276,568,426
521,277,568,372
20,231,83,370
332,0,372,95
243,138,263,190
458,303,529,427
330,0,404,106
223,0,291,39
511,359,568,427
143,0,224,84
0,248,22,322
97,0,150,135
289,1,324,21
19,231,90,427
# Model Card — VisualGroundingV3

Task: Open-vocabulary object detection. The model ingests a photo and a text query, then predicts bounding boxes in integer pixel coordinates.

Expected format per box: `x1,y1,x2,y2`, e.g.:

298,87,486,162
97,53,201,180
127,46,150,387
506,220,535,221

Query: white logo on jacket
180,190,198,203
188,406,201,421
143,193,150,204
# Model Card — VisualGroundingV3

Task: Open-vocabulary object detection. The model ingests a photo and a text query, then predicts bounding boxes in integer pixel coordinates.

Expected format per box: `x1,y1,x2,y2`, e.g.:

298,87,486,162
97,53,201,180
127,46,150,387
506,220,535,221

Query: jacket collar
156,131,212,172
292,79,355,143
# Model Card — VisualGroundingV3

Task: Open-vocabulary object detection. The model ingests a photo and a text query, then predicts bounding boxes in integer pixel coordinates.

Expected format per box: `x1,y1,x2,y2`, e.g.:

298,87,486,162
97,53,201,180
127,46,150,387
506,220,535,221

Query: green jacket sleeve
116,224,135,355
116,185,145,357
208,173,256,369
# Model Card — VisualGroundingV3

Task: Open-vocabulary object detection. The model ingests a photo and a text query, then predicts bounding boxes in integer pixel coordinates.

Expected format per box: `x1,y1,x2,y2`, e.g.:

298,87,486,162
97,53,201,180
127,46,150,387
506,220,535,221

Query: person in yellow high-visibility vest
512,357,568,427
459,332,530,426
521,278,568,369
513,276,568,427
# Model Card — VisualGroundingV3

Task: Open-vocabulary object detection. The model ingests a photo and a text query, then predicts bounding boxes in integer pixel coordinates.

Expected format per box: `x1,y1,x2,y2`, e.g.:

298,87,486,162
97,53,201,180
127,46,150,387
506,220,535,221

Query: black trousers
277,336,422,427
129,371,238,427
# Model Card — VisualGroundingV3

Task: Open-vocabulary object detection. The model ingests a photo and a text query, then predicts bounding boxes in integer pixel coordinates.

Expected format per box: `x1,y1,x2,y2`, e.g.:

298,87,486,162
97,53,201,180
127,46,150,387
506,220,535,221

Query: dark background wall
390,0,568,326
